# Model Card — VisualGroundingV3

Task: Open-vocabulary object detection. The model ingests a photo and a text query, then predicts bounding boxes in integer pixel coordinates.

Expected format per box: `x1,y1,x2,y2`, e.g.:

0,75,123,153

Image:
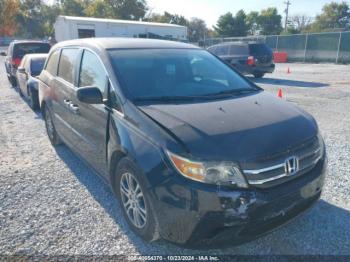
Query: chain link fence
203,31,350,64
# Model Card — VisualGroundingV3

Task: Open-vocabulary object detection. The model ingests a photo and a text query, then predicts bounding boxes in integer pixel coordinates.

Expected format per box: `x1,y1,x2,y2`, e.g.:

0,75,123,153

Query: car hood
138,91,317,162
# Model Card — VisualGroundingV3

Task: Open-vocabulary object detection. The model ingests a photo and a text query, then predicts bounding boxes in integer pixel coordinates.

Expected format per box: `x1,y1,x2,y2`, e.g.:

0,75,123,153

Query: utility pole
284,0,291,32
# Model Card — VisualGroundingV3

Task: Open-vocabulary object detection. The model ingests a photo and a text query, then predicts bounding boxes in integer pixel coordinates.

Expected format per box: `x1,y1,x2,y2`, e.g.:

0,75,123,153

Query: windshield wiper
205,88,258,97
133,95,204,102
133,89,259,103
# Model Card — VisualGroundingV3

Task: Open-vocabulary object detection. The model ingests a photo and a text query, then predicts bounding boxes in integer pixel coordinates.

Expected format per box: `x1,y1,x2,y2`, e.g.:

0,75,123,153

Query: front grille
243,136,323,188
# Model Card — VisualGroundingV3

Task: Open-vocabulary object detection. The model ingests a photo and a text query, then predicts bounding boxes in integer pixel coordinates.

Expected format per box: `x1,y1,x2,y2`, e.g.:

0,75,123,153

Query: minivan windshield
109,49,258,102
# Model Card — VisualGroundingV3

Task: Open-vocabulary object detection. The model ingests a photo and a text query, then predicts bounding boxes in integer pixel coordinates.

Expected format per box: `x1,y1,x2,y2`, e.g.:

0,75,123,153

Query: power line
284,0,291,31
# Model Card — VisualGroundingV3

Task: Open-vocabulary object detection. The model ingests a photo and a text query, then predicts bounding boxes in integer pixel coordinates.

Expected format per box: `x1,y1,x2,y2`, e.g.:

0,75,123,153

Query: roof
58,15,187,29
53,37,199,50
209,41,261,48
11,40,50,45
23,53,48,60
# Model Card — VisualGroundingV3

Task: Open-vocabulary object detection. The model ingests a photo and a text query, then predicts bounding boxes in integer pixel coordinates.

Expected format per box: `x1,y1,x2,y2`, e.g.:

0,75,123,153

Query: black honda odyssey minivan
38,38,326,247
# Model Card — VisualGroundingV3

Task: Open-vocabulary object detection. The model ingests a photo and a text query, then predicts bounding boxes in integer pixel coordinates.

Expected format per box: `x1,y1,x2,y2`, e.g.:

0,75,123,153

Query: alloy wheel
45,108,55,141
120,172,147,228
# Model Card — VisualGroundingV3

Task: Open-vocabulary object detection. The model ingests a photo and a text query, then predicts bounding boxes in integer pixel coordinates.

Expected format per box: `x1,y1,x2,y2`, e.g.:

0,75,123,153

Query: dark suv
38,38,326,247
208,42,275,78
1,40,51,87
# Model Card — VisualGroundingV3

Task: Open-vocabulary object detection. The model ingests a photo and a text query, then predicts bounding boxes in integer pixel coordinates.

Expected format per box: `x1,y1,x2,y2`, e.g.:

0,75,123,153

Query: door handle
69,103,79,114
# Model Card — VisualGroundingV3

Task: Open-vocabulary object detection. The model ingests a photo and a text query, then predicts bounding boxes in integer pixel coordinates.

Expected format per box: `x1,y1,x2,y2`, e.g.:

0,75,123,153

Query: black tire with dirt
9,76,17,88
114,157,159,242
253,72,265,78
28,87,39,110
43,105,62,146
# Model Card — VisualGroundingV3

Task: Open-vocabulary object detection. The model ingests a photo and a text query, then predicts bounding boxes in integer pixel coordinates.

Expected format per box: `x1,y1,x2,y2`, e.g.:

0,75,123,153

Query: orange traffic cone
277,88,283,98
287,67,291,74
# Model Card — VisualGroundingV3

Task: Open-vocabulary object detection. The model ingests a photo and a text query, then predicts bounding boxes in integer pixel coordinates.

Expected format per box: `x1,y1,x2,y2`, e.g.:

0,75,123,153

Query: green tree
85,0,111,18
0,0,20,36
214,10,248,37
107,0,148,20
311,1,350,31
214,12,235,37
188,17,207,42
16,0,47,38
257,7,283,35
234,10,248,36
61,0,86,17
41,4,60,37
246,11,259,35
147,12,188,26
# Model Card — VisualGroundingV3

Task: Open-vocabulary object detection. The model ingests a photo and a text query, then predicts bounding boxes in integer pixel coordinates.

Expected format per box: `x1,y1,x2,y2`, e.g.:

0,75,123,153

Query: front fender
107,112,171,190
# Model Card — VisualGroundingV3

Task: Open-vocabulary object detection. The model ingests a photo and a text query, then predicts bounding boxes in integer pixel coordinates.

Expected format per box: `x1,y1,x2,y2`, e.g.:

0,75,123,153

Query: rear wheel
114,158,159,242
253,72,265,78
44,105,62,146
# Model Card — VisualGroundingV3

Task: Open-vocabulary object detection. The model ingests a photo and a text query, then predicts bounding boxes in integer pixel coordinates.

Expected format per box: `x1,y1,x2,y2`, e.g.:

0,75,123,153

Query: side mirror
0,51,6,56
17,67,26,74
76,86,103,104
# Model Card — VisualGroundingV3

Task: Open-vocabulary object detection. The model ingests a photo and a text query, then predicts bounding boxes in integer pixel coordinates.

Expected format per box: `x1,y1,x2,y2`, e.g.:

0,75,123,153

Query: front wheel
44,105,62,146
28,87,39,110
9,76,17,87
114,158,159,242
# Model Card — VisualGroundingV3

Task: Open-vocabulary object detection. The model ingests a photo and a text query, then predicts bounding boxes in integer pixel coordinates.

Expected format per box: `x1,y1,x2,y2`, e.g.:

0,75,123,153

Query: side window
215,45,229,56
25,58,31,72
58,48,79,84
207,46,216,54
7,44,12,56
46,50,60,76
19,56,26,68
78,50,107,94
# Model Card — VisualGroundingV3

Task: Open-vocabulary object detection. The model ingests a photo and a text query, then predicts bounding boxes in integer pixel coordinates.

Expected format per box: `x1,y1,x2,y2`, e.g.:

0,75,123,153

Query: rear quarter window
58,49,80,84
45,50,60,76
214,45,230,56
249,44,272,56
13,43,51,59
31,58,46,76
229,45,249,55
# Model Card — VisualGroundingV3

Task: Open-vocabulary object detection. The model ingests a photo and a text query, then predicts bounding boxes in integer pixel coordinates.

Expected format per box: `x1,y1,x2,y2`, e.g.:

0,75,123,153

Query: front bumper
151,154,326,247
243,64,275,75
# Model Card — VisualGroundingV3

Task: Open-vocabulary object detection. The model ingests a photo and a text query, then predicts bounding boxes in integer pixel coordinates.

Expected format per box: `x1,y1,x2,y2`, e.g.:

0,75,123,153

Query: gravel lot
1,56,350,256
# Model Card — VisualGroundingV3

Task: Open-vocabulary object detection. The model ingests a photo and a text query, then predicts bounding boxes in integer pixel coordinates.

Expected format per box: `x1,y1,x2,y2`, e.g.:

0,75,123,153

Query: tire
28,87,39,110
43,105,62,146
18,85,24,97
253,72,265,78
114,158,159,242
9,76,17,87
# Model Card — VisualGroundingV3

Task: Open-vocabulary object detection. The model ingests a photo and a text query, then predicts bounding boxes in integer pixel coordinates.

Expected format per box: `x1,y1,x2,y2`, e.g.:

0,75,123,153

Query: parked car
208,42,275,78
38,38,326,247
16,53,48,110
2,40,51,87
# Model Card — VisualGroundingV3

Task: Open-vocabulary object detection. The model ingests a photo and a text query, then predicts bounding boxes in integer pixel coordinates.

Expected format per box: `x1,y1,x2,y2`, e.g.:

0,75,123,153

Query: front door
69,49,109,176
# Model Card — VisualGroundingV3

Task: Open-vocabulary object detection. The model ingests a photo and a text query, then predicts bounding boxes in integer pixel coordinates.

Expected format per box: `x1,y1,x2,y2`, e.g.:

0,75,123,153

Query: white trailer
54,15,188,42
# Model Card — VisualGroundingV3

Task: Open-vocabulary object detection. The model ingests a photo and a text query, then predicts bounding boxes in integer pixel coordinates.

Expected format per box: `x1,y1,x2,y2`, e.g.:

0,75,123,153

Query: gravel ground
1,57,350,256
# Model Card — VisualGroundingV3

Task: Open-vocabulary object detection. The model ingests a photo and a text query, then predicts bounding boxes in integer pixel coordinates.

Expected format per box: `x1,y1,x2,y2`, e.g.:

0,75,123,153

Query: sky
146,0,350,28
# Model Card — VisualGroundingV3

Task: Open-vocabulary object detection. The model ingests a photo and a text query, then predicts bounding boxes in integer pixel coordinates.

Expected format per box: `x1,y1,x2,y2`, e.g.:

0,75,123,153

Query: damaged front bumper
151,155,327,247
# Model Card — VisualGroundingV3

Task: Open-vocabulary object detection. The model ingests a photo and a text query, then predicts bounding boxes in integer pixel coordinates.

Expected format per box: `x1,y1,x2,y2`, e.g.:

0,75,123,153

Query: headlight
317,131,325,157
167,151,248,188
